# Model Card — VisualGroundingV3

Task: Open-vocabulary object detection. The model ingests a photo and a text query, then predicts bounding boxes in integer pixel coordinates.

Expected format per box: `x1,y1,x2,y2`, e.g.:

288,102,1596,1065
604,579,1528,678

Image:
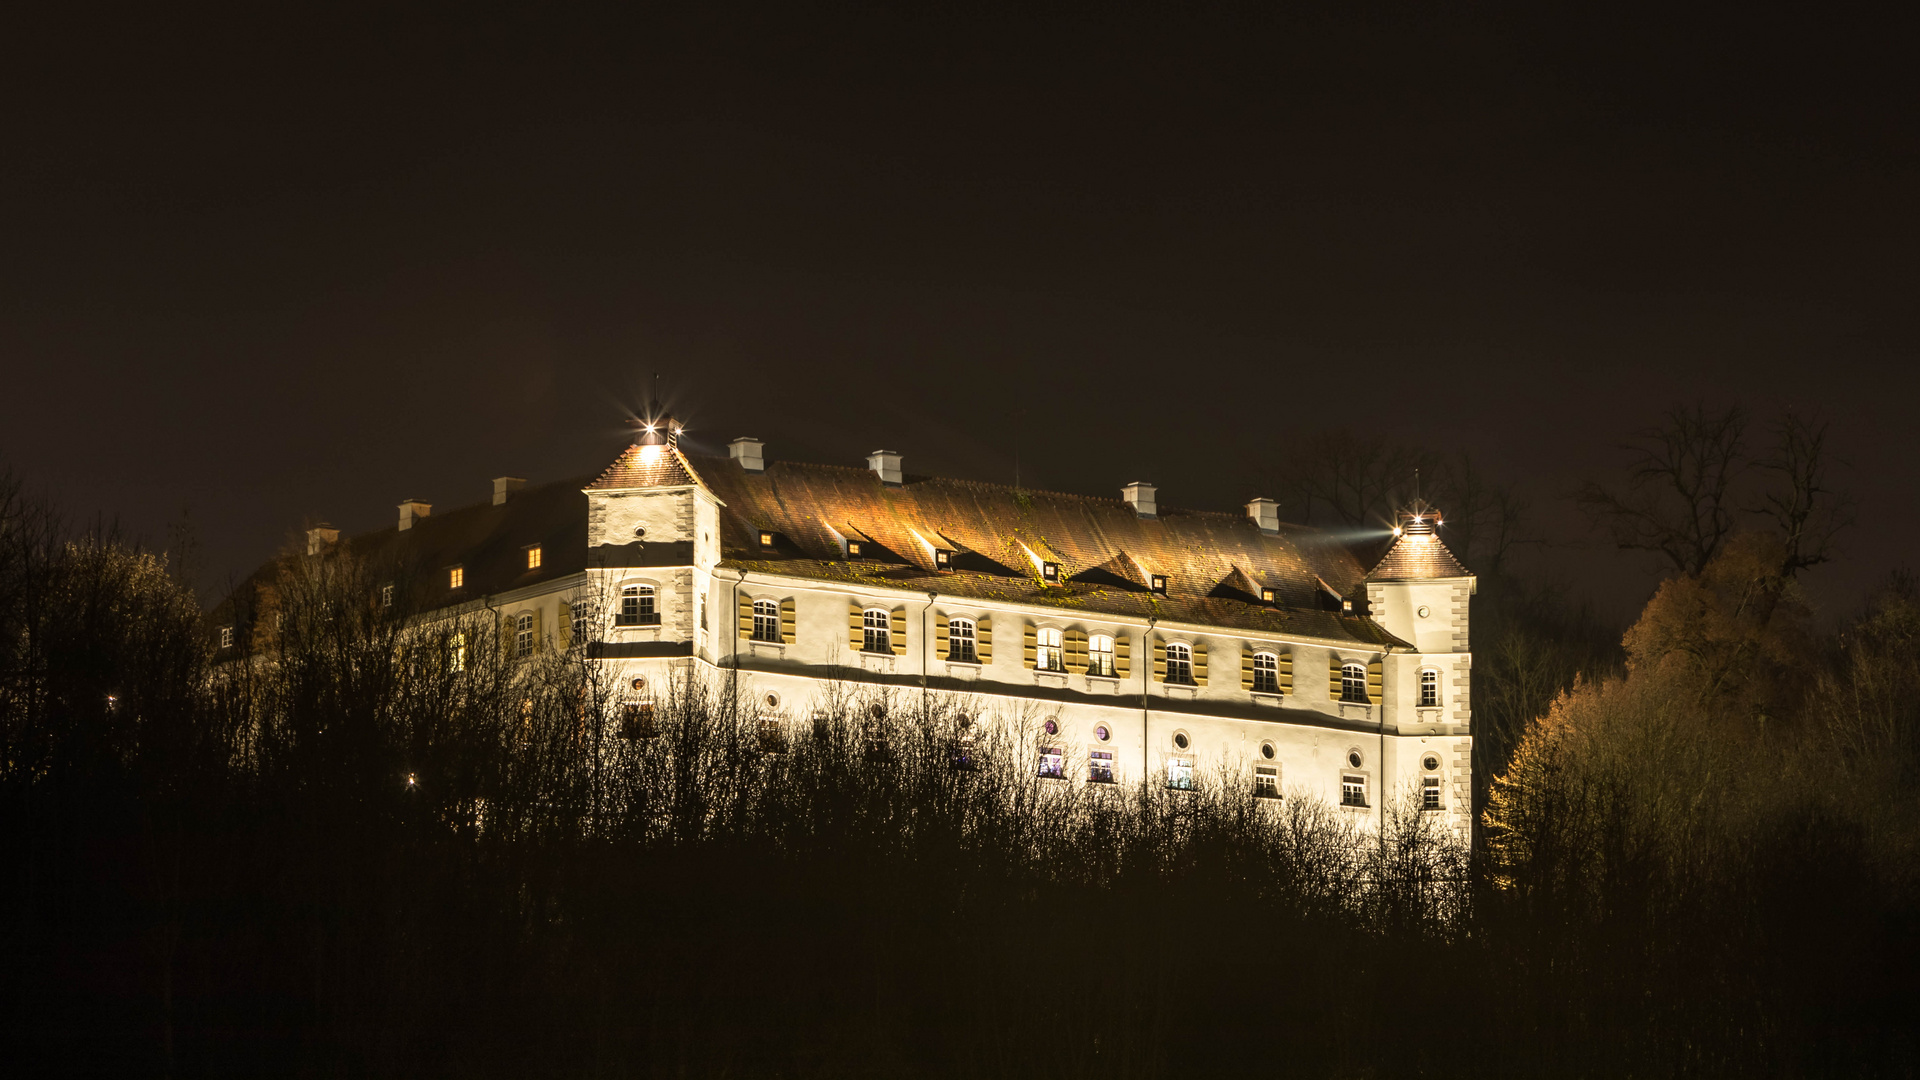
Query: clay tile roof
585,444,700,491
687,454,1403,646
1367,534,1471,581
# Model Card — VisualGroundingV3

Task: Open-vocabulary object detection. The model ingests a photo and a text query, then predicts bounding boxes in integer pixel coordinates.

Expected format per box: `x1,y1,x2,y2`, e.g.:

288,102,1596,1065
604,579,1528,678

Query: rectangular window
515,613,534,657
526,545,542,570
759,717,786,753
449,633,466,673
1255,766,1279,798
1041,561,1059,582
1341,774,1368,807
219,626,234,649
1036,626,1063,671
1423,775,1442,811
1088,634,1115,677
948,619,977,663
1037,746,1064,779
619,585,658,626
1260,587,1276,604
1253,653,1279,693
1341,664,1368,703
1167,756,1194,790
846,540,863,558
1166,643,1193,685
1150,574,1168,596
935,548,954,570
1420,669,1440,708
621,702,657,740
1089,750,1115,784
759,531,776,549
572,602,596,641
381,584,394,608
449,566,464,589
752,600,780,642
863,609,890,653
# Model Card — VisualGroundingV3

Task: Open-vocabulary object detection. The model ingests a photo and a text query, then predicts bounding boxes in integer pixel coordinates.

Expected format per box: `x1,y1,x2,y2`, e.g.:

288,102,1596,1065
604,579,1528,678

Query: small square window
847,540,863,558
935,548,953,569
1041,561,1059,582
1341,598,1353,612
1260,587,1276,604
1150,575,1168,596
759,531,776,548
526,545,542,570
1167,756,1194,791
449,566,465,589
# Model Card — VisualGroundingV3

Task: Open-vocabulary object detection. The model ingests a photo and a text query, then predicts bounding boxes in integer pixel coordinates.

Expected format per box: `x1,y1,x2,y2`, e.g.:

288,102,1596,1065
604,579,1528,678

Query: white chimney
398,499,431,531
1246,497,1280,533
729,437,766,472
493,477,526,506
867,450,903,486
306,524,340,555
1123,482,1157,518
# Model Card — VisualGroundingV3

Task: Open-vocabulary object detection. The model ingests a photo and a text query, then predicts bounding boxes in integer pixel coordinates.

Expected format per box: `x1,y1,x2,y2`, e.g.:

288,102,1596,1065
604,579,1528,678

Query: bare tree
1576,402,1748,576
1751,412,1853,578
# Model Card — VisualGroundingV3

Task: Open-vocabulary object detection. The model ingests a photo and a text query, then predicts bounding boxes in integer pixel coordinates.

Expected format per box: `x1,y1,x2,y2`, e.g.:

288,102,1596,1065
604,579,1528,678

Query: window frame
1036,626,1064,672
1088,633,1115,677
617,583,660,627
1254,765,1280,799
1252,651,1280,693
1037,745,1065,780
1341,773,1369,808
862,608,891,654
515,612,535,657
948,617,977,663
1165,641,1194,685
525,545,542,570
751,599,781,643
219,625,234,649
1422,775,1443,812
1166,755,1195,791
1089,750,1115,784
1340,662,1368,703
1419,668,1441,708
449,565,465,590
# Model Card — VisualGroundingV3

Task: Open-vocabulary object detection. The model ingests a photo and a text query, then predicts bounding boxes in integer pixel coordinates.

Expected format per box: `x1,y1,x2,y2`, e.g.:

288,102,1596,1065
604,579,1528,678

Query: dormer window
1341,599,1353,612
1041,561,1059,583
449,566,465,590
1260,587,1276,604
846,540,864,558
934,549,954,570
526,545,542,570
1150,575,1168,596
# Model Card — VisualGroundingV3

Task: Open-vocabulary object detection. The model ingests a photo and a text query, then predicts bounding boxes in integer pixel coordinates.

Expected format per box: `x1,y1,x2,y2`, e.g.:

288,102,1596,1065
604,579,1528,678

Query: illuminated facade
268,420,1475,834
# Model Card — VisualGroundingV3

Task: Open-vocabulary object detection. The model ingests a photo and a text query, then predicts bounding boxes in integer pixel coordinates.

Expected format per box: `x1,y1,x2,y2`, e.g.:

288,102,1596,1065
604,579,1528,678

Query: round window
1261,742,1276,760
1043,718,1059,736
1417,605,1431,618
634,526,646,538
1423,754,1440,771
1094,724,1110,742
631,677,647,691
1348,749,1363,768
1173,731,1190,751
764,692,780,709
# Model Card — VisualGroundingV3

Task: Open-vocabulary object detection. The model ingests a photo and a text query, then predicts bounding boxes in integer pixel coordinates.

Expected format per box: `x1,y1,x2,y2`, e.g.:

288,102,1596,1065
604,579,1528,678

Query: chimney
398,499,432,531
729,437,766,472
1123,482,1157,518
1246,497,1280,533
493,477,526,506
867,450,902,486
306,524,340,556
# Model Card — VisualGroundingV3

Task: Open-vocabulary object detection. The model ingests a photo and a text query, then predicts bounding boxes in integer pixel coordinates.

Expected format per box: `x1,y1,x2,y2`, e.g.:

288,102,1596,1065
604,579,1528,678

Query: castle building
236,419,1475,833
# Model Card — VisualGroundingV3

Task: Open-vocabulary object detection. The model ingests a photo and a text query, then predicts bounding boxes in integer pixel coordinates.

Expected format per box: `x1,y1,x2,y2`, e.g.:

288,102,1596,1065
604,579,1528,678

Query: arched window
1252,652,1280,693
863,609,890,654
1340,662,1368,703
1088,634,1115,677
1419,668,1441,707
948,618,977,663
752,599,780,642
515,613,535,657
1036,627,1063,671
618,584,658,626
1166,642,1194,685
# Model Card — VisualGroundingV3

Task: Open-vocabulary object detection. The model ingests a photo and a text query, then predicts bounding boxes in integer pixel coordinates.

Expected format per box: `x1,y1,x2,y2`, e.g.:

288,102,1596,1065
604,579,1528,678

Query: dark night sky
3,6,1915,620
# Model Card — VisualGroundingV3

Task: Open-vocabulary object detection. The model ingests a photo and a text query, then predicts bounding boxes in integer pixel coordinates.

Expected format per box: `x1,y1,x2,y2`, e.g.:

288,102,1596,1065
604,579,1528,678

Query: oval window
1173,731,1190,751
1261,742,1276,760
1094,724,1110,742
1348,749,1363,768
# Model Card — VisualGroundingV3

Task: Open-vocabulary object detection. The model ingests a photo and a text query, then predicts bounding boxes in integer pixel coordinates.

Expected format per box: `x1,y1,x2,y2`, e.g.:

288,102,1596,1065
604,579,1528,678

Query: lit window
1341,774,1368,807
948,618,977,663
1260,586,1276,604
1167,756,1194,791
1037,746,1064,779
1041,561,1059,582
752,599,780,642
1341,663,1368,703
759,530,775,549
1150,574,1168,596
1166,642,1194,685
863,609,890,653
449,566,464,589
1088,634,1115,677
526,546,542,570
1420,669,1440,707
1089,750,1115,784
1252,652,1279,693
449,633,466,673
515,613,534,657
934,548,953,570
618,585,658,626
381,584,394,608
1422,775,1443,811
219,626,234,649
1037,627,1064,671
846,539,863,558
1255,766,1279,799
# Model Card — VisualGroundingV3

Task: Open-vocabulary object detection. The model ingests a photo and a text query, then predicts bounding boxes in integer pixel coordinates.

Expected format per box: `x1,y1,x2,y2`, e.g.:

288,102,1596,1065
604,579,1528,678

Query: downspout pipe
922,591,938,710
1142,616,1157,797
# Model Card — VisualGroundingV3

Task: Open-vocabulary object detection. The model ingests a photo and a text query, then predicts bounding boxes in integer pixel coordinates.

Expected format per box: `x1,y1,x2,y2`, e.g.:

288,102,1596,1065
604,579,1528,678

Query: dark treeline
4,404,1916,1077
